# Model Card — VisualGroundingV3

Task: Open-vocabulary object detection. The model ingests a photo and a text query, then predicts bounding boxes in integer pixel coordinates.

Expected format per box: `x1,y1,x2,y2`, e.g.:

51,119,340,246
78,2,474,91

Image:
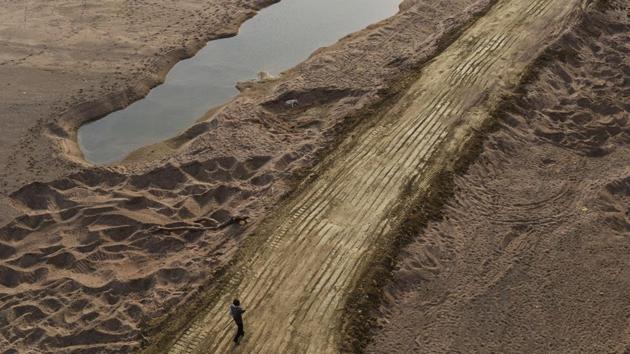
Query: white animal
257,71,274,80
285,99,299,108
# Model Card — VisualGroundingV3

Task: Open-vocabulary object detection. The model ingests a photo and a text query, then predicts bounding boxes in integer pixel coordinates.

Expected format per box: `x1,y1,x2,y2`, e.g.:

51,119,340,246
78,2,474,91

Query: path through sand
167,0,581,352
367,1,630,350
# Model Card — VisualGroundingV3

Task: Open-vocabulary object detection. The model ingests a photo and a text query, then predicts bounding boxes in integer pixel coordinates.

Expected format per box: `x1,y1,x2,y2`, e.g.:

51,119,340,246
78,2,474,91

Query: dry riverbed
0,0,497,352
2,0,627,353
0,0,278,224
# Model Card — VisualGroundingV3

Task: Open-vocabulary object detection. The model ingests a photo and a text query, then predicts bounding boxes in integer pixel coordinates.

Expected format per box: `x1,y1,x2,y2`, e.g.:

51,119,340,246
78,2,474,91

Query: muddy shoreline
0,0,279,198
55,0,287,166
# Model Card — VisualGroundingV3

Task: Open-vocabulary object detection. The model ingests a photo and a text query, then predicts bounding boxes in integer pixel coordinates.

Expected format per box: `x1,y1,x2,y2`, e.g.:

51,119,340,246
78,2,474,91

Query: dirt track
368,1,630,352
0,1,497,352
165,1,583,352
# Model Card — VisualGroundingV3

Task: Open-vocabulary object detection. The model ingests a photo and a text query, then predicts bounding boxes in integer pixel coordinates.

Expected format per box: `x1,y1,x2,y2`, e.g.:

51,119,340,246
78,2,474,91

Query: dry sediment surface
0,0,276,224
368,1,630,353
164,0,584,352
0,0,496,352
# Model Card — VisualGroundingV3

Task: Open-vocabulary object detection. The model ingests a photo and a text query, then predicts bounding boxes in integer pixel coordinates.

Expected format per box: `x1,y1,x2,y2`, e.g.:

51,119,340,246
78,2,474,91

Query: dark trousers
233,320,244,343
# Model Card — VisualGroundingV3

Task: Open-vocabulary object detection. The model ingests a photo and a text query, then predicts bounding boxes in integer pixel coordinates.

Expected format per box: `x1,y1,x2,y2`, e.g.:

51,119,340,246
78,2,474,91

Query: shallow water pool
78,0,401,164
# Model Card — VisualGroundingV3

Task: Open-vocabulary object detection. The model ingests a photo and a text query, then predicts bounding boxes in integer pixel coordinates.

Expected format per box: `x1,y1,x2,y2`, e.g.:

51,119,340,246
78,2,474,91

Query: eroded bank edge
338,2,604,352
45,0,281,166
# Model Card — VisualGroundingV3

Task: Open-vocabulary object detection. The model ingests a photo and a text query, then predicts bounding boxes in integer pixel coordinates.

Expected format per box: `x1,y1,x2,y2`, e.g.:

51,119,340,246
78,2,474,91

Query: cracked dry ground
167,0,586,353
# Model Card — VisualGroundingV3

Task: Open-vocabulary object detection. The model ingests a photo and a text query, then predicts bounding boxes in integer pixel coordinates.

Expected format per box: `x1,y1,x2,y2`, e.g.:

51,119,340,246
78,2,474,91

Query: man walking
230,299,246,345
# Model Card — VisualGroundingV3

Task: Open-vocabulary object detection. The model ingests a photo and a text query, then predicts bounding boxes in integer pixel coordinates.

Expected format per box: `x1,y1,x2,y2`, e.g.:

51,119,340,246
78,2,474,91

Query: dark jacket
230,304,245,323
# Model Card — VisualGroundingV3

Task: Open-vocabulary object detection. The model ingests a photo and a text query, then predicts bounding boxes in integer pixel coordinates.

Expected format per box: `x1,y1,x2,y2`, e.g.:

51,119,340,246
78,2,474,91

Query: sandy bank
0,0,495,352
0,0,278,208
